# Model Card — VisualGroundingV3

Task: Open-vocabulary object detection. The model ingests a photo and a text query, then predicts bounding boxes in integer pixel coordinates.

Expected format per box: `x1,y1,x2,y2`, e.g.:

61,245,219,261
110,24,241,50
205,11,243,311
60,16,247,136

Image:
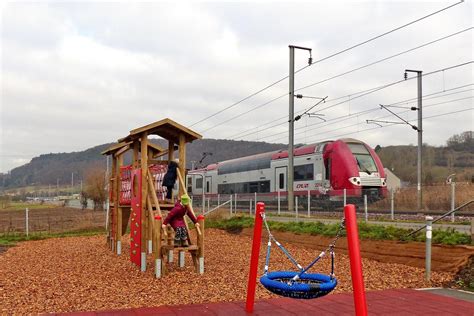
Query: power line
190,0,464,128
228,62,472,140
295,27,472,92
269,96,473,144
306,107,473,144
203,27,471,135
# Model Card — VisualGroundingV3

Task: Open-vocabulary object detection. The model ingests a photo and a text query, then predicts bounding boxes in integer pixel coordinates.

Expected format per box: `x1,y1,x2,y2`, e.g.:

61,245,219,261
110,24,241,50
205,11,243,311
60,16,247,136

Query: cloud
0,1,472,172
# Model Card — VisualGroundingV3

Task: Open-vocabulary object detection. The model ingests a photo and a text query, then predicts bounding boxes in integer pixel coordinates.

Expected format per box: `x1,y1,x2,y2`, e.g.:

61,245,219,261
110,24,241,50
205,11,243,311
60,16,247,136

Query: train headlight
349,177,361,186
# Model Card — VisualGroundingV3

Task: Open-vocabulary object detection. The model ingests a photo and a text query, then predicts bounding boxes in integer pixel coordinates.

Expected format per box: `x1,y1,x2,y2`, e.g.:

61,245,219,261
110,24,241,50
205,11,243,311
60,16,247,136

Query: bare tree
84,166,106,211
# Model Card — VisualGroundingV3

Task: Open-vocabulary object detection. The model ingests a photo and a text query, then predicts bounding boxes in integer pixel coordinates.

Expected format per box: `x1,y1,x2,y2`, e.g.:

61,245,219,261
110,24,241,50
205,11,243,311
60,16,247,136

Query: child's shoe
174,239,180,247
181,239,189,247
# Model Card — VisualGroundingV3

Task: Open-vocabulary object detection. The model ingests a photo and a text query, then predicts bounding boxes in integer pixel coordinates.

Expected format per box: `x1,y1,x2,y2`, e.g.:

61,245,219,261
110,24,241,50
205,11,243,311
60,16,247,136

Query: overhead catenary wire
267,95,474,144
190,1,465,128
227,61,472,140
203,27,472,135
253,90,474,143
305,107,473,144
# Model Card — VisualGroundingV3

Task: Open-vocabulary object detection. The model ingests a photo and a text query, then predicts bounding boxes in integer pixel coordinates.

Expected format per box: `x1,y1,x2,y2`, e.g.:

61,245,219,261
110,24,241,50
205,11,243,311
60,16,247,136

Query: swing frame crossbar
259,212,344,299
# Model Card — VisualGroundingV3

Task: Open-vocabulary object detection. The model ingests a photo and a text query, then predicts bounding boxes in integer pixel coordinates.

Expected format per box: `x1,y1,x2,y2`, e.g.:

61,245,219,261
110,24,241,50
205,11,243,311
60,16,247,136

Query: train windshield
347,143,378,174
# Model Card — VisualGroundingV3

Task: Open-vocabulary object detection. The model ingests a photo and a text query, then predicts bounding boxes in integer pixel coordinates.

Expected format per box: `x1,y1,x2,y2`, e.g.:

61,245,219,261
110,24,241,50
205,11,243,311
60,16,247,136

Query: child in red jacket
162,194,199,247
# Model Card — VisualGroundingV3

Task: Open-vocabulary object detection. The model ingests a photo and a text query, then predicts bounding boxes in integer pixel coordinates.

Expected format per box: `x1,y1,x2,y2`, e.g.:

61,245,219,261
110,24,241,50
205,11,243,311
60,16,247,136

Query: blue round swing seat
260,271,337,299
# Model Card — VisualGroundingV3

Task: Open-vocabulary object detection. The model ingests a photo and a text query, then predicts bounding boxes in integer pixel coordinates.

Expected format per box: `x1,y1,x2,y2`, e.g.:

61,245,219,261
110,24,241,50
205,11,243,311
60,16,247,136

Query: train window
187,177,192,192
325,159,331,180
206,181,210,193
195,178,203,189
259,181,270,193
249,182,259,193
354,154,378,173
294,164,314,181
218,156,272,175
279,173,284,189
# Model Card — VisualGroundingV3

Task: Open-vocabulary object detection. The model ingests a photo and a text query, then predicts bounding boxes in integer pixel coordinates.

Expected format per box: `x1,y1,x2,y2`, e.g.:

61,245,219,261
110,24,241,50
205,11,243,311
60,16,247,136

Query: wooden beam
147,168,162,217
178,134,186,197
114,145,130,158
140,132,148,258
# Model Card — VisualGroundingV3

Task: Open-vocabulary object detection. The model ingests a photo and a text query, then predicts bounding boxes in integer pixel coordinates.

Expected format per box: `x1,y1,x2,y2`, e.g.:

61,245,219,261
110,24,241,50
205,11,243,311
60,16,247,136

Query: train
186,138,388,205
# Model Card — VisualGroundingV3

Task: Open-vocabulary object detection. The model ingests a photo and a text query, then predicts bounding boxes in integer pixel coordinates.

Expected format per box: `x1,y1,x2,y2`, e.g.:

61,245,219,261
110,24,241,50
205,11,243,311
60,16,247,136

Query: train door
275,166,287,191
205,176,212,194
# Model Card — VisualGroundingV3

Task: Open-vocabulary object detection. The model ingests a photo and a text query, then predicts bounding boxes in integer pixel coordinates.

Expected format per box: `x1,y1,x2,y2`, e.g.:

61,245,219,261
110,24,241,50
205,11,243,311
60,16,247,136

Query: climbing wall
130,169,142,267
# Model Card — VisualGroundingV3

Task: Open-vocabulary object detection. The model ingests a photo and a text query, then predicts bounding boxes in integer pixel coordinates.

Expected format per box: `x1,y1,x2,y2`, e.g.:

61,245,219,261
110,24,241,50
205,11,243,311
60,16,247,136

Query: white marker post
425,216,433,281
25,208,29,237
277,190,281,215
364,195,368,223
307,189,310,217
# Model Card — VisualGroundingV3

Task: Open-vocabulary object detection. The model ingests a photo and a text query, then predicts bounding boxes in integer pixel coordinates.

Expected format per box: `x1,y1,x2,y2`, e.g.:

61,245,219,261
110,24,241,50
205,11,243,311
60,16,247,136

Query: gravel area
0,229,454,314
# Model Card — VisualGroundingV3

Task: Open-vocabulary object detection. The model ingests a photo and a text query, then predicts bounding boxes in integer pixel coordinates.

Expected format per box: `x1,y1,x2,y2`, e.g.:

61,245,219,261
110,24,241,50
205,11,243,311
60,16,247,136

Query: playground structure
101,118,204,278
246,203,368,315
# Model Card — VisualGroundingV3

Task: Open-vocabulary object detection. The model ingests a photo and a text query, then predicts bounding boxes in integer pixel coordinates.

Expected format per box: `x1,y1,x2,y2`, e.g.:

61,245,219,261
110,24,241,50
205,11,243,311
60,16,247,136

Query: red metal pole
245,202,265,313
344,204,368,316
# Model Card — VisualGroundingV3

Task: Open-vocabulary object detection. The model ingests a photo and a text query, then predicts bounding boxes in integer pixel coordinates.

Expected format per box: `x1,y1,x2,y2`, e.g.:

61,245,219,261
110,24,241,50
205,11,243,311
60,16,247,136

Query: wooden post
116,154,123,254
197,214,205,274
140,133,148,270
179,134,186,196
154,215,163,278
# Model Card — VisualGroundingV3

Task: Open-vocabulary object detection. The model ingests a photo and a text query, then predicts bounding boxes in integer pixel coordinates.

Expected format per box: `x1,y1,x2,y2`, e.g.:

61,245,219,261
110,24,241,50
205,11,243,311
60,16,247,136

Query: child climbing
162,159,179,201
162,194,199,247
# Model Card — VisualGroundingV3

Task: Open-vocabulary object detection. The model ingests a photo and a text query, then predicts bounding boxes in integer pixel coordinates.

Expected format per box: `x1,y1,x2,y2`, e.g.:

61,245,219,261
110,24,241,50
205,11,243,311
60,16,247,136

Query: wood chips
0,229,454,315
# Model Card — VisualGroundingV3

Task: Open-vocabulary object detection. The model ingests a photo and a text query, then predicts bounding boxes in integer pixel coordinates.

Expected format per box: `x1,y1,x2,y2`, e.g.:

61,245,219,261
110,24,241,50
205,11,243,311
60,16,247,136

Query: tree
80,191,88,210
84,166,106,211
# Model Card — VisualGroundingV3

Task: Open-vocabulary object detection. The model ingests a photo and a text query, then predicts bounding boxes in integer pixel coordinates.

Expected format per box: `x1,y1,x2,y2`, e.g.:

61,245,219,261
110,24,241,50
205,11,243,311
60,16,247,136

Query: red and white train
187,138,388,203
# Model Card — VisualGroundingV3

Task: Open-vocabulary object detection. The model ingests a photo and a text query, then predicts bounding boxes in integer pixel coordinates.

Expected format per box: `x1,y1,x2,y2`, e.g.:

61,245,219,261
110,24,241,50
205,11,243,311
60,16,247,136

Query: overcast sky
1,0,472,173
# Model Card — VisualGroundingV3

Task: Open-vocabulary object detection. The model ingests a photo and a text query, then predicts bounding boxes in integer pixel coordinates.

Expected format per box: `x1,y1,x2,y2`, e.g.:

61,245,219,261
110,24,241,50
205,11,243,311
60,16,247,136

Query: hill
0,139,285,189
1,131,472,190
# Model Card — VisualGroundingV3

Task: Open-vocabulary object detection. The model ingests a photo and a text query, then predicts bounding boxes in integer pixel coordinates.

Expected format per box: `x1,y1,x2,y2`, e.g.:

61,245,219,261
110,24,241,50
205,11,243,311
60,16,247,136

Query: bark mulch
0,229,454,314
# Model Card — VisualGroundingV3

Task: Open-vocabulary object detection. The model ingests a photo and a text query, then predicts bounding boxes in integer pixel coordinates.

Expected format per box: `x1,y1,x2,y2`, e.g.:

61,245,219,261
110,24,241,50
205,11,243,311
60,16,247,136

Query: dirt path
239,228,474,273
0,229,459,314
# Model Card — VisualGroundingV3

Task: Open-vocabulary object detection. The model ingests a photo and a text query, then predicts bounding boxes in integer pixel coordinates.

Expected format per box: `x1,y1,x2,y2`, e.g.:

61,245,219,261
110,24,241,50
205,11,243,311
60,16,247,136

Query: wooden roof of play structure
118,118,202,144
101,140,166,157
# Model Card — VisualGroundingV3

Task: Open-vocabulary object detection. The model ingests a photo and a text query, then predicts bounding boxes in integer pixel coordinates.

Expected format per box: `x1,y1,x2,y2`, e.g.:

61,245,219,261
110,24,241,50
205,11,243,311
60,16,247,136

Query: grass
206,215,472,245
0,202,55,211
0,227,106,246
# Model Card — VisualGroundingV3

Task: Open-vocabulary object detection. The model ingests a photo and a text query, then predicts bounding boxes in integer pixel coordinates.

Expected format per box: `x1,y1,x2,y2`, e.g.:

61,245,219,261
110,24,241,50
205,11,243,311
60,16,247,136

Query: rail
406,199,474,237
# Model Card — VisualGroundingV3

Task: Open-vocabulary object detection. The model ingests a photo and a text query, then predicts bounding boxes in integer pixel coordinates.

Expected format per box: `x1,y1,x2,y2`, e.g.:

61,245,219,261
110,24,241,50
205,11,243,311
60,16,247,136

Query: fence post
255,192,257,205
344,204,368,316
235,193,237,214
451,182,455,223
245,202,265,313
307,189,310,217
390,189,394,220
343,188,347,206
364,195,368,223
425,216,433,281
295,196,299,218
230,194,233,215
471,218,474,245
249,198,252,215
25,208,29,237
217,194,220,210
277,190,281,215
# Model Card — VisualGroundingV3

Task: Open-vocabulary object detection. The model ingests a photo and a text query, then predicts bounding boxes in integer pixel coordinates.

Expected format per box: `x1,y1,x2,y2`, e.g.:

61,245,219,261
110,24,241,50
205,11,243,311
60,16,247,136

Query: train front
325,139,388,202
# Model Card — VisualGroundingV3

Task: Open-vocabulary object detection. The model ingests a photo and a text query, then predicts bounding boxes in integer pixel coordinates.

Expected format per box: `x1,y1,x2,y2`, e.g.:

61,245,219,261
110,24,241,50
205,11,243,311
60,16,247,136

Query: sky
0,0,473,173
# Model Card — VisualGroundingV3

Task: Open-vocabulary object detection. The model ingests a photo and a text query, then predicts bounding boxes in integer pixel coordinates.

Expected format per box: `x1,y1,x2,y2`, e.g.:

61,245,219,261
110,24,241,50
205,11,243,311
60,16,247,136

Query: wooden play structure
101,118,204,278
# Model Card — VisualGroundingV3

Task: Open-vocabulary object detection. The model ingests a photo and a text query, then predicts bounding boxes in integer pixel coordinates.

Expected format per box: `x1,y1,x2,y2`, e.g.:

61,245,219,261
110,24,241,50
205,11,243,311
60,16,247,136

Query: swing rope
259,213,345,299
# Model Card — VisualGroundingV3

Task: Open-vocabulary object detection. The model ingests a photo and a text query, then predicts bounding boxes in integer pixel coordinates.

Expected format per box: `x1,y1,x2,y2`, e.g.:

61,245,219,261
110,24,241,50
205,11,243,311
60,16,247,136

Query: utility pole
406,69,423,210
288,45,312,212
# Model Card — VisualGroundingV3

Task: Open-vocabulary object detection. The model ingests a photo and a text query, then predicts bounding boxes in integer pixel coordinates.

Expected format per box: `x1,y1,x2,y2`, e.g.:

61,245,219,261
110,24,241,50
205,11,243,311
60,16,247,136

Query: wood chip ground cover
0,229,454,314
